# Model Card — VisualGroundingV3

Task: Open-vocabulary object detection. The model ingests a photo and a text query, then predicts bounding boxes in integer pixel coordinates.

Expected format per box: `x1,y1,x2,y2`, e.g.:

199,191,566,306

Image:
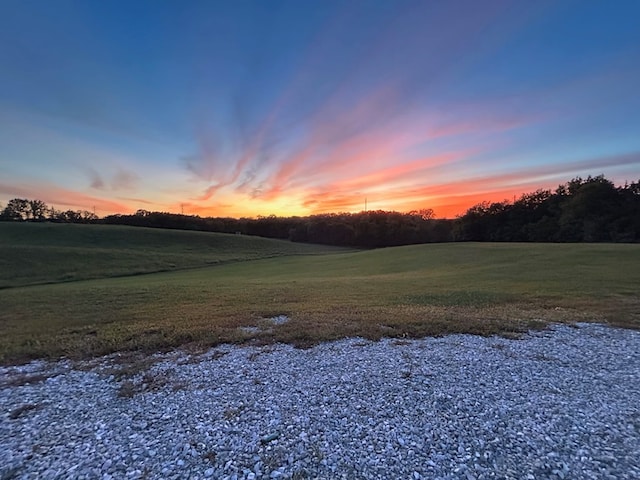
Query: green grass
1,225,639,364
0,222,348,288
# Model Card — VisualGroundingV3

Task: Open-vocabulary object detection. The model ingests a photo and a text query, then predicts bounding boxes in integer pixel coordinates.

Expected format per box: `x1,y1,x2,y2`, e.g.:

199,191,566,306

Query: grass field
0,222,347,288
1,223,639,364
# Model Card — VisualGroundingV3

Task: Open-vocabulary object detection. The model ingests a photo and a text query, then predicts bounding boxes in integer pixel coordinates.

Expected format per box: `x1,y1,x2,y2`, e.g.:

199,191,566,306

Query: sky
1,0,639,219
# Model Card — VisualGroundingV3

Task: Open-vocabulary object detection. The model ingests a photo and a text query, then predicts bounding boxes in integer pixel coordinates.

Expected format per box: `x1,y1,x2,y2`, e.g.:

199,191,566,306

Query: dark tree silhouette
27,199,48,221
3,175,638,245
1,198,30,220
455,176,640,243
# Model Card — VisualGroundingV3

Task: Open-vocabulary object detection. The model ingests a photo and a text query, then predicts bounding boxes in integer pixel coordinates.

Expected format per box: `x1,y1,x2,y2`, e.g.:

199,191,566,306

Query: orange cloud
324,150,472,193
297,151,640,217
257,89,401,196
0,182,131,214
247,85,545,209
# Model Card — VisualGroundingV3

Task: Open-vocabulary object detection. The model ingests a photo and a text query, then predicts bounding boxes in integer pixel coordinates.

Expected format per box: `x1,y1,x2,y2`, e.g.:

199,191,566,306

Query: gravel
1,323,639,480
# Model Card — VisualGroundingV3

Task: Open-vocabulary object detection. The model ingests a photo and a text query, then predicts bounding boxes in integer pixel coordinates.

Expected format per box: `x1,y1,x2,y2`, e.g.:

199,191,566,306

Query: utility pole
365,198,367,212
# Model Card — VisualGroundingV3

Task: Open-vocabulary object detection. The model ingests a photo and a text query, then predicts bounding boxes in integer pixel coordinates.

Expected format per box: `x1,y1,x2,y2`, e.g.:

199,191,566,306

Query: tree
408,208,435,220
28,199,48,221
81,211,99,222
1,198,30,221
557,176,620,241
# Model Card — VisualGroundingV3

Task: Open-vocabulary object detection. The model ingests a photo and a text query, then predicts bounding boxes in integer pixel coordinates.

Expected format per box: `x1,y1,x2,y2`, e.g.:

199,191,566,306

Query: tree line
101,208,447,248
0,198,98,223
453,176,640,242
2,175,639,245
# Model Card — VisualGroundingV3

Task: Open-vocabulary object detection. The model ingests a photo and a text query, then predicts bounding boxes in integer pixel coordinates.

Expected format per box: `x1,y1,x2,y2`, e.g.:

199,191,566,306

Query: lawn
1,224,639,364
0,222,347,288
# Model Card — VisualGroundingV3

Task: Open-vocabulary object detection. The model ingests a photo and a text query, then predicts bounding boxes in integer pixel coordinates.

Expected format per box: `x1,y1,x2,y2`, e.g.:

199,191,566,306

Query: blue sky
1,0,639,217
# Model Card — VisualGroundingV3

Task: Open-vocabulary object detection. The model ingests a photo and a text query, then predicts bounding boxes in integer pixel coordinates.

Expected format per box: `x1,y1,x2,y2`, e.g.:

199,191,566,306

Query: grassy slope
1,238,638,364
0,222,347,288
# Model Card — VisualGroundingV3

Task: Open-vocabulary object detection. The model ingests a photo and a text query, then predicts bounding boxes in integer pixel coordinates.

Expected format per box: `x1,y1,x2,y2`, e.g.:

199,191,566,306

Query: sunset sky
1,0,639,218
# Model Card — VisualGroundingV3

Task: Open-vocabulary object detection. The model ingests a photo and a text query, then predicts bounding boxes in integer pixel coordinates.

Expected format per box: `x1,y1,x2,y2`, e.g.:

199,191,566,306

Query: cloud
182,121,222,182
89,169,106,190
183,113,279,202
169,1,638,218
298,150,640,216
247,98,539,208
87,167,139,191
112,168,139,191
195,184,224,202
177,86,546,214
178,0,513,201
0,181,131,213
119,197,156,206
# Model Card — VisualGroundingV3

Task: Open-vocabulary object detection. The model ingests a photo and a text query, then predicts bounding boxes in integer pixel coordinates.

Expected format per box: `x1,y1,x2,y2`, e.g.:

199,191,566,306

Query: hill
0,222,348,288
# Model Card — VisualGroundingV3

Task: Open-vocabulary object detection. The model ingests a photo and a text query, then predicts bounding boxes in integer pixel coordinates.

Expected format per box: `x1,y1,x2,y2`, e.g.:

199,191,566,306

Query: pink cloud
298,151,640,217
177,1,552,210
0,182,131,213
249,89,546,206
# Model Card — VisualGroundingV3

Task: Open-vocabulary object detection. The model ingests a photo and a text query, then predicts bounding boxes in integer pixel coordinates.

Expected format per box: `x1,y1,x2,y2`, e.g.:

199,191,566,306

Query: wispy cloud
297,151,640,216
89,170,106,190
119,197,156,206
0,181,131,213
178,1,524,204
182,122,222,183
184,80,540,207
87,167,139,191
112,168,139,190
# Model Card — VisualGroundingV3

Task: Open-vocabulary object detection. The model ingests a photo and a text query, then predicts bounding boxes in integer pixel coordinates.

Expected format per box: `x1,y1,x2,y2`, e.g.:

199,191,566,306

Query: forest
2,175,639,247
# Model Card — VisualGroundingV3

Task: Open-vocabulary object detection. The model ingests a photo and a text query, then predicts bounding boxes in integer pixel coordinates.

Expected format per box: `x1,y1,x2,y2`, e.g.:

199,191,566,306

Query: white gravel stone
1,323,639,479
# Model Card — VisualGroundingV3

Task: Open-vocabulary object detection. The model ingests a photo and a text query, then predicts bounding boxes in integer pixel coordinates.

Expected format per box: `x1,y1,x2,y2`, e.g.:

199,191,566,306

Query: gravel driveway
1,323,639,480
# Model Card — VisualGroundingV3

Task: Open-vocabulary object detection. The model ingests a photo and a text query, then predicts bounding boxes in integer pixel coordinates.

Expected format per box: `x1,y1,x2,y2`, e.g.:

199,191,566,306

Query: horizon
1,1,639,219
0,172,636,222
